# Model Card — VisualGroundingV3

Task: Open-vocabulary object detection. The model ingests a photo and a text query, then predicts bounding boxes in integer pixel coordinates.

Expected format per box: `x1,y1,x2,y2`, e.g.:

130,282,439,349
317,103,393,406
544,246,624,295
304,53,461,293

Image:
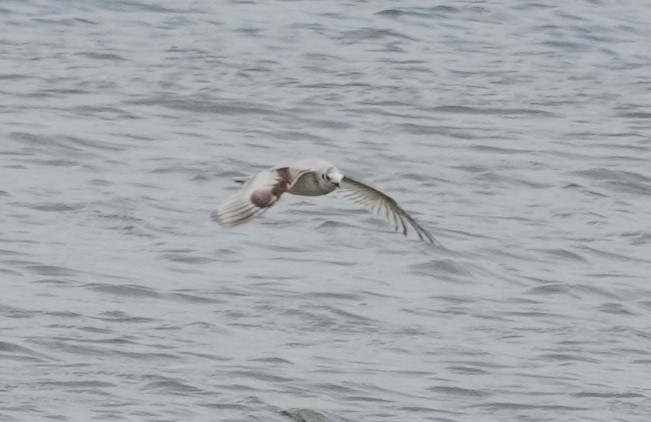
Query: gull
211,158,436,244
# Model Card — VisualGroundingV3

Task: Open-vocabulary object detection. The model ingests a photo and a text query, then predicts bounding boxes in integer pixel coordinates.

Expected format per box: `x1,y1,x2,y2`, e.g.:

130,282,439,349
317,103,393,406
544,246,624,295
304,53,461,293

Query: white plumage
212,158,436,244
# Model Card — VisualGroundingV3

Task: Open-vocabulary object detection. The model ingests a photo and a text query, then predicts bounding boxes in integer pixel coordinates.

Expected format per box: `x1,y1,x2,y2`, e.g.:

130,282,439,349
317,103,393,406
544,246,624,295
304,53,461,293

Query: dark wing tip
341,175,440,245
210,209,221,223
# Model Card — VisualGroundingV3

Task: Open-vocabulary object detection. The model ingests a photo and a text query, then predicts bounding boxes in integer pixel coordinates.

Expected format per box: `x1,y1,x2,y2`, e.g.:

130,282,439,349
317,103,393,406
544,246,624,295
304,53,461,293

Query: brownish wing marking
213,167,301,228
250,167,293,208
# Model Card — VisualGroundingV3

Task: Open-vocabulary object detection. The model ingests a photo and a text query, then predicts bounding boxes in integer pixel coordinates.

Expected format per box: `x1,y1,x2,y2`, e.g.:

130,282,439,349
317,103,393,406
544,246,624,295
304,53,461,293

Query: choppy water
2,1,651,421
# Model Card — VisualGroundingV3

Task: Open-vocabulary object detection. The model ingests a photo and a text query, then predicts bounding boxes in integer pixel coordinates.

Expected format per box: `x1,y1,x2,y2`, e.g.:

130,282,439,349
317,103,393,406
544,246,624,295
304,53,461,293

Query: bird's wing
212,166,311,227
340,175,437,244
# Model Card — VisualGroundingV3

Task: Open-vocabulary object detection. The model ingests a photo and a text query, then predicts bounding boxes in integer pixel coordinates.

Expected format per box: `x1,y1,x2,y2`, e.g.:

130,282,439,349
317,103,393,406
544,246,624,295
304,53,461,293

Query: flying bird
212,158,436,244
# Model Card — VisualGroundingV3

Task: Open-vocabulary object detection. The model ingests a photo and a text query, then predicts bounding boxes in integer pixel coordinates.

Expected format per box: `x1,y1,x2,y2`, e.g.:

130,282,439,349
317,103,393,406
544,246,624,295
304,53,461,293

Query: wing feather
212,166,311,227
340,176,437,244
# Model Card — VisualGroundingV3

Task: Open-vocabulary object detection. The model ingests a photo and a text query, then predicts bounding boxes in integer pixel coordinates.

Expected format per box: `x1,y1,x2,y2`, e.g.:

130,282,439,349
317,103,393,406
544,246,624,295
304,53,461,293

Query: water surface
1,1,650,421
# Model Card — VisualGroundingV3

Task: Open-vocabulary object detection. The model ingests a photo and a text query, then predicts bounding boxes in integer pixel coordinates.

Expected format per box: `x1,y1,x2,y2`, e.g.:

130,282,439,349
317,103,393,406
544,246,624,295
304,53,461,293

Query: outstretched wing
340,176,437,244
212,166,309,227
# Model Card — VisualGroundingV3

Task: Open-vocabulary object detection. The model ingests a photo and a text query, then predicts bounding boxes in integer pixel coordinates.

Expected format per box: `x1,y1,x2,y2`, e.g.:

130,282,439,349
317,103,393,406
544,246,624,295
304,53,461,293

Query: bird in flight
212,158,436,244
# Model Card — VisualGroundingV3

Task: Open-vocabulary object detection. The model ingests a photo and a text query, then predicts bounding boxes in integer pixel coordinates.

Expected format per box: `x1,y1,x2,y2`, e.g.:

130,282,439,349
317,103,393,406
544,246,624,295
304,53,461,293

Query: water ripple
2,0,651,421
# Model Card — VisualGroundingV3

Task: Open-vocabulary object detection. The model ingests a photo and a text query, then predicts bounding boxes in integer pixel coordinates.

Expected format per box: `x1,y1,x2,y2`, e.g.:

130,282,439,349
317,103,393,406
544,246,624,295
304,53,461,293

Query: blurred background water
1,1,650,421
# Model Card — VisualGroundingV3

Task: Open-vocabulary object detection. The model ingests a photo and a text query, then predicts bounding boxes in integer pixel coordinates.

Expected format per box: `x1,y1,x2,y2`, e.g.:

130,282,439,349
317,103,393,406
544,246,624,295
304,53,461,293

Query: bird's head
325,168,343,188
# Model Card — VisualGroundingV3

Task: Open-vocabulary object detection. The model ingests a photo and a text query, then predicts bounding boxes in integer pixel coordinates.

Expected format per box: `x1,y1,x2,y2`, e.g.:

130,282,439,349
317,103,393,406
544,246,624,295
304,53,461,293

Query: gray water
1,1,650,421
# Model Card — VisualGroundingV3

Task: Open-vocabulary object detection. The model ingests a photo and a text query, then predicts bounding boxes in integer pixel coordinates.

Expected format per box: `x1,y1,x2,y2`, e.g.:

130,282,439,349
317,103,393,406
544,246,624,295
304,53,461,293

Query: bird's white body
212,158,435,244
287,159,339,196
